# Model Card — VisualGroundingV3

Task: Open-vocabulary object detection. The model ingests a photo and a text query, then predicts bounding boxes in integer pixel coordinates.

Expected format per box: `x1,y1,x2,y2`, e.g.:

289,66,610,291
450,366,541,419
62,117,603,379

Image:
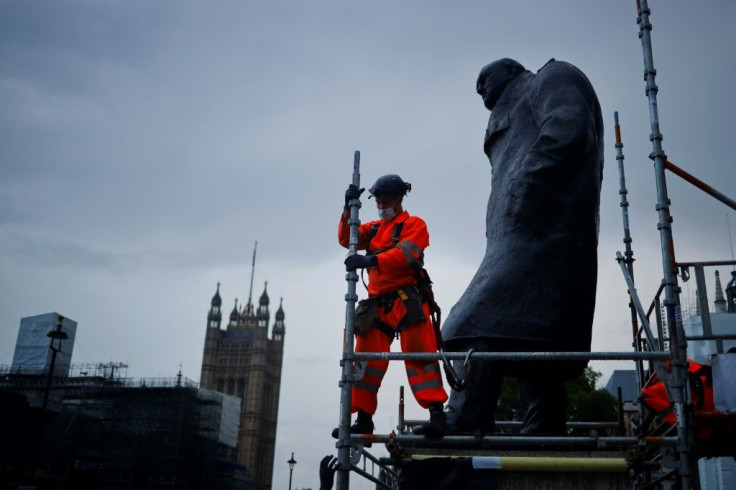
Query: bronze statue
442,58,604,434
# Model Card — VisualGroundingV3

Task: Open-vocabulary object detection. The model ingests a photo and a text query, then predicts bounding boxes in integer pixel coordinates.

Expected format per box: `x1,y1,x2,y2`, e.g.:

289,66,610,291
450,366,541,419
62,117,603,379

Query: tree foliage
496,367,618,422
565,367,618,422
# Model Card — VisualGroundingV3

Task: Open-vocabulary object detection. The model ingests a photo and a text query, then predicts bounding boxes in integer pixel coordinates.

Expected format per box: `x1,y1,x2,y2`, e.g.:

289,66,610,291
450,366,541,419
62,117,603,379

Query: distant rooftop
605,370,639,403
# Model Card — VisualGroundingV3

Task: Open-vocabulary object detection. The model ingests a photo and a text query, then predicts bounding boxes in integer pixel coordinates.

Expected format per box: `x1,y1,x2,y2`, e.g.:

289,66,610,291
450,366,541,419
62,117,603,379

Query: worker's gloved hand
345,253,377,271
344,184,365,209
319,455,337,490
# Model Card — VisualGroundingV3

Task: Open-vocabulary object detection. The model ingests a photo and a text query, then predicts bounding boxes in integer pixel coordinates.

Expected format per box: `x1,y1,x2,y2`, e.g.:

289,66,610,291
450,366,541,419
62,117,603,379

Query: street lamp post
287,452,297,490
42,315,68,411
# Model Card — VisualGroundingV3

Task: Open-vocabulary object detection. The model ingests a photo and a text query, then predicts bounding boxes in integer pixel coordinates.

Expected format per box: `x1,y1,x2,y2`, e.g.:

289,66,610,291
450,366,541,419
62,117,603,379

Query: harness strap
374,319,396,339
368,287,421,339
391,221,404,245
366,221,403,250
368,222,381,242
377,290,399,314
363,220,432,341
362,221,405,289
361,224,381,289
374,313,412,340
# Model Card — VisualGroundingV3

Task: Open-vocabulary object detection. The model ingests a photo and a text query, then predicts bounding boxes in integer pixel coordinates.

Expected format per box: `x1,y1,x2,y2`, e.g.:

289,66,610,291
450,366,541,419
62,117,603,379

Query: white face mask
378,207,396,221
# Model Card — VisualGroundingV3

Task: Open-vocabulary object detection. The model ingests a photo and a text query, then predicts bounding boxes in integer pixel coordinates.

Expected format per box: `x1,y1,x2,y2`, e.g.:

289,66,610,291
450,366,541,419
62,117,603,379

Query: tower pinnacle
207,283,223,329
245,241,258,316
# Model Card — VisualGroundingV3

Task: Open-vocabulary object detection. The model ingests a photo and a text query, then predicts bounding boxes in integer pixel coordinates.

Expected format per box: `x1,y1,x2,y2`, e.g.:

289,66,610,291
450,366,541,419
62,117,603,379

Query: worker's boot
331,410,375,439
350,410,375,435
412,402,447,438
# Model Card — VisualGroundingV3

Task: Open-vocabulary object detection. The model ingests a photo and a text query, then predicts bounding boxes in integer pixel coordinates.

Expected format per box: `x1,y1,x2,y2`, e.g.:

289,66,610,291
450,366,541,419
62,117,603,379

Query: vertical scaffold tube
615,112,635,282
336,151,361,490
635,2,698,489
614,112,646,426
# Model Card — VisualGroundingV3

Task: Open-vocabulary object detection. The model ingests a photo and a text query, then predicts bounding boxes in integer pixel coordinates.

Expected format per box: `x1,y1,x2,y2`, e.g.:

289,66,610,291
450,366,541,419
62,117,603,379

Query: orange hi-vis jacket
338,210,428,297
639,359,716,441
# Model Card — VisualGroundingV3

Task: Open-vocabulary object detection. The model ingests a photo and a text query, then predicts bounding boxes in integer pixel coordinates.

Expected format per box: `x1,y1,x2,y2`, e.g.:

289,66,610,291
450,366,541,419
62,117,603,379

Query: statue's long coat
442,59,604,357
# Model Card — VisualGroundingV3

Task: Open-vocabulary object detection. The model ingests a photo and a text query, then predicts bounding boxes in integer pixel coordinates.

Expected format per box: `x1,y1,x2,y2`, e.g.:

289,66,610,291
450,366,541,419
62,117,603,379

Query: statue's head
476,58,526,110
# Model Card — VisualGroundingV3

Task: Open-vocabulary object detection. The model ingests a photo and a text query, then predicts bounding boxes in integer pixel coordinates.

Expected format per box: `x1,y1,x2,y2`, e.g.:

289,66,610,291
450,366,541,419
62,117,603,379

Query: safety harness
360,221,416,338
361,220,466,391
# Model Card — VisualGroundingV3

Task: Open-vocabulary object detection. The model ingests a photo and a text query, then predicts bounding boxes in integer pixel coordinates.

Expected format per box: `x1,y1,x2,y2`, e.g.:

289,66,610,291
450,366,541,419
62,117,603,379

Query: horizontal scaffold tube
353,433,677,449
686,334,736,341
411,455,630,473
352,351,669,362
402,420,620,430
496,421,620,430
664,160,736,212
350,465,392,489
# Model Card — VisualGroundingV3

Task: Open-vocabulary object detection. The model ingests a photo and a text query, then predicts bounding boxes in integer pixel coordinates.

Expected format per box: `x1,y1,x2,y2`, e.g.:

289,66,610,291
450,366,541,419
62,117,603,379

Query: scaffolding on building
334,1,736,489
0,365,247,489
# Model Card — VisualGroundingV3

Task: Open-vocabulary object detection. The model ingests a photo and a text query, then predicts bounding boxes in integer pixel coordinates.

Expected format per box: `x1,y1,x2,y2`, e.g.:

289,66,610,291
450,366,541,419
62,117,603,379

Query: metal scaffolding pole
364,433,679,449
664,160,736,212
336,150,362,490
408,455,634,473
615,112,635,283
635,1,698,488
693,264,724,354
354,351,669,362
614,113,648,424
615,252,660,353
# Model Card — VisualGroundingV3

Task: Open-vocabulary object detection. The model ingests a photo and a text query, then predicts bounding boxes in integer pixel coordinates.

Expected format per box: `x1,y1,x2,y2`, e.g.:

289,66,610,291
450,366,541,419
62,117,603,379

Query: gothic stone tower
200,282,285,490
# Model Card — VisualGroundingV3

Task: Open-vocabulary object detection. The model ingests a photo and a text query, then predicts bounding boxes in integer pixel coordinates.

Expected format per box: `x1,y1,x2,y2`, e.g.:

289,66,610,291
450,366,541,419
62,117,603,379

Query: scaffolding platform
383,451,633,490
335,2,736,488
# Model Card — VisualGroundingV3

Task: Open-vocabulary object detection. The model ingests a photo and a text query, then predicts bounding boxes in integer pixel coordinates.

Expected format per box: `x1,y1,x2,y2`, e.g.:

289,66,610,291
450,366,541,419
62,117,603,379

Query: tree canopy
496,367,618,423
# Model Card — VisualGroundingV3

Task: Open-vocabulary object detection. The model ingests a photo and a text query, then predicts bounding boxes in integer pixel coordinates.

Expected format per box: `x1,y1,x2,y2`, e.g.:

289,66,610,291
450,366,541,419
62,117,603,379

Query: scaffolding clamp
441,348,473,392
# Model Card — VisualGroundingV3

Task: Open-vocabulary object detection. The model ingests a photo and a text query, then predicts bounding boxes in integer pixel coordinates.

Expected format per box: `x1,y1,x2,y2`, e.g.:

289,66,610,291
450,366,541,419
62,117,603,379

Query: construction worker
338,174,448,438
637,358,736,448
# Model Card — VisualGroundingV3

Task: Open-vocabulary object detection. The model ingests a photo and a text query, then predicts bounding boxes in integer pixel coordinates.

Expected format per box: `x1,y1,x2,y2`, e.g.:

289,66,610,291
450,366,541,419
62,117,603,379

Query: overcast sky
2,1,735,488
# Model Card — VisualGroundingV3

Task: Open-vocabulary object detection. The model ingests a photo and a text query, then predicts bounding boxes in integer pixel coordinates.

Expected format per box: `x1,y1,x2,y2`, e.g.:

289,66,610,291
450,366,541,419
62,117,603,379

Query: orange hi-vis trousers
352,299,448,415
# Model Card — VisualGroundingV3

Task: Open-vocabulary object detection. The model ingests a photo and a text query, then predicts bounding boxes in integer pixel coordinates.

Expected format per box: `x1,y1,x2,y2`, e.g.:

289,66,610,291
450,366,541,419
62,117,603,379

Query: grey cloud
1,2,735,488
